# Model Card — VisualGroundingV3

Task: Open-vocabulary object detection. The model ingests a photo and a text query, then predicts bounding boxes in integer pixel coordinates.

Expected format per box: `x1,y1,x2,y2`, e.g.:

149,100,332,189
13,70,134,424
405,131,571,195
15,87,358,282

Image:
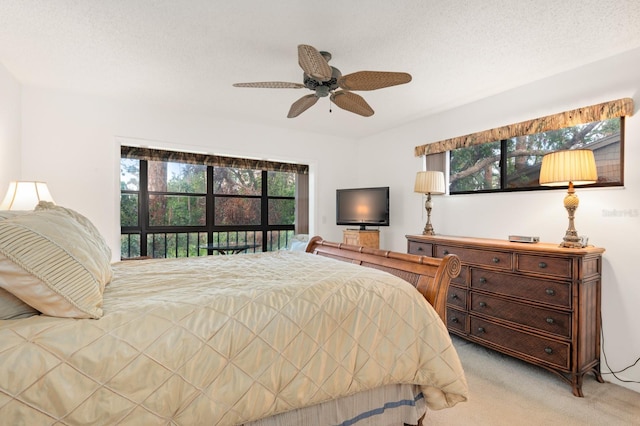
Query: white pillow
287,234,309,251
35,201,113,272
0,287,39,320
0,209,111,318
0,211,30,221
289,240,308,252
0,211,39,319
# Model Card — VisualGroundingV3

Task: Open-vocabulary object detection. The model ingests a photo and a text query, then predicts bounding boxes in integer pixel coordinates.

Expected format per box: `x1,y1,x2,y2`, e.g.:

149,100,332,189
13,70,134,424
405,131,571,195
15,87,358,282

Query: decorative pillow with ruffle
0,208,111,319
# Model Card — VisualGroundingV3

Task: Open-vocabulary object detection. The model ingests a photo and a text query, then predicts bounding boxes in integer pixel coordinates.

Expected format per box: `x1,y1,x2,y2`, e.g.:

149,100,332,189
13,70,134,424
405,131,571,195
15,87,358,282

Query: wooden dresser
406,234,605,396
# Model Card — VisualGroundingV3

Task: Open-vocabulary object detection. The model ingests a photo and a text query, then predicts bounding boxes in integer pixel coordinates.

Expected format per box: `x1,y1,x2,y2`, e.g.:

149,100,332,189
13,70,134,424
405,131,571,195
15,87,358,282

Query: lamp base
559,184,584,248
559,236,584,249
422,226,435,236
422,193,436,235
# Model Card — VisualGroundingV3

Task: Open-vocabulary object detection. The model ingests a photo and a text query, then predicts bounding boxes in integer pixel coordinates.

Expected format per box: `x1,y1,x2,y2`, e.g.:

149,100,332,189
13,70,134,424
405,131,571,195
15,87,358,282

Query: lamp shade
539,150,598,187
0,181,55,210
414,171,445,194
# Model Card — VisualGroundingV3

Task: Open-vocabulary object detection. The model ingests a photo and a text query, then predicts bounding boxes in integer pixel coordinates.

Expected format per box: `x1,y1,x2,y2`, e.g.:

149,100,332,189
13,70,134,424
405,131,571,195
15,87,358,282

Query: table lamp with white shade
0,181,55,210
539,149,597,248
414,171,446,235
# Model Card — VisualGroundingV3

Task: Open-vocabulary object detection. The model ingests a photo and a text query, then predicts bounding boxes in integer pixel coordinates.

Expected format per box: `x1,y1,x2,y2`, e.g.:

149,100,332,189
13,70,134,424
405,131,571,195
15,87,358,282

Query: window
148,161,207,227
120,147,307,259
449,117,624,194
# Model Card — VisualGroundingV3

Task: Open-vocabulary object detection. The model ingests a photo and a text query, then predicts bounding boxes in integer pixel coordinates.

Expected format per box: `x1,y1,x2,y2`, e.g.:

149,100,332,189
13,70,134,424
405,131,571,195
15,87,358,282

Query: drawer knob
417,246,423,251
545,288,556,296
539,262,547,269
479,302,487,308
443,250,449,255
544,347,553,354
450,317,459,323
451,294,459,300
546,317,555,324
477,327,486,333
479,277,487,284
492,257,500,263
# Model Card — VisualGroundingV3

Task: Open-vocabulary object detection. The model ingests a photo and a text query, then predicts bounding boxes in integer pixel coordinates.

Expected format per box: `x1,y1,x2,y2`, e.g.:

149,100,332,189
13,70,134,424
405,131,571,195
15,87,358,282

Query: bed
0,204,468,425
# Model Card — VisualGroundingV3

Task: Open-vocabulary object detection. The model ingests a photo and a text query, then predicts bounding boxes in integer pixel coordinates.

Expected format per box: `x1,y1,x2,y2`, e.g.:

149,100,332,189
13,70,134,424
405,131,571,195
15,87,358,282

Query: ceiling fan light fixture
315,86,330,97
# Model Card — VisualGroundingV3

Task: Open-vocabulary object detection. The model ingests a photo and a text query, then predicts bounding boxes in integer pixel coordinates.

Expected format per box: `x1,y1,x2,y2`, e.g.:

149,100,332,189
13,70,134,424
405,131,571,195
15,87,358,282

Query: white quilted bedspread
0,251,468,425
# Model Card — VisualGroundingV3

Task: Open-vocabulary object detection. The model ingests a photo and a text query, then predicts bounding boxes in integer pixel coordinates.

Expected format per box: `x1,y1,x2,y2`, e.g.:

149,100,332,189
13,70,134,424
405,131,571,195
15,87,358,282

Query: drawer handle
477,327,486,333
451,294,459,300
539,262,547,269
479,277,487,284
479,302,487,308
546,317,555,324
545,288,556,296
492,257,500,263
443,250,449,255
450,317,459,323
544,347,553,354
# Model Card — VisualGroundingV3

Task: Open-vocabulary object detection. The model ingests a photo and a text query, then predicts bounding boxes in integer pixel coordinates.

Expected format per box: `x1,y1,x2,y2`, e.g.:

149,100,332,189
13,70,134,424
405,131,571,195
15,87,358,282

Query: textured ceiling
1,1,640,140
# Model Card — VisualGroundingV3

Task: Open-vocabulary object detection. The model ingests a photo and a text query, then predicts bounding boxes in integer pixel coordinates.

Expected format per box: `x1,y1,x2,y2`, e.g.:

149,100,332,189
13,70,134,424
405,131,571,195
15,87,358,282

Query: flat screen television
336,186,390,230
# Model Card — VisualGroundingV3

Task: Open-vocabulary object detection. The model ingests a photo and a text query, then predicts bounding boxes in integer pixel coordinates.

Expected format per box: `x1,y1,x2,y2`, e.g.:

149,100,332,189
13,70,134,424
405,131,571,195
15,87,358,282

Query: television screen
336,187,389,229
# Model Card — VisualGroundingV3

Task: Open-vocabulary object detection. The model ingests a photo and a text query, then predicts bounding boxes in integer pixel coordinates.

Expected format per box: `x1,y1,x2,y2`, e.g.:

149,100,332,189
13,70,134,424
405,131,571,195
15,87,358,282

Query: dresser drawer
451,265,467,287
470,293,571,338
470,269,571,308
408,240,432,256
447,285,467,309
517,254,572,279
435,245,512,270
446,307,467,334
470,317,570,370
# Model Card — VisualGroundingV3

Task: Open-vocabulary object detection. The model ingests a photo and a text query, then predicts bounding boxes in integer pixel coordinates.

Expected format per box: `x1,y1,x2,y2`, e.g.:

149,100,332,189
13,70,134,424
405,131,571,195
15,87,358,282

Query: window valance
414,98,634,157
121,146,309,174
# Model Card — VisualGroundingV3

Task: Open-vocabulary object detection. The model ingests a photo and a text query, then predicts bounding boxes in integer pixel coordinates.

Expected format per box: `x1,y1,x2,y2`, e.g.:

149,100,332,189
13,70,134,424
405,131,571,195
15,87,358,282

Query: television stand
343,229,379,249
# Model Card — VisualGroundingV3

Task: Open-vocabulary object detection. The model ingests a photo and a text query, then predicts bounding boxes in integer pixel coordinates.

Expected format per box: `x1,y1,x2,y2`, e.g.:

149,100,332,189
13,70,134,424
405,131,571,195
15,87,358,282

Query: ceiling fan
233,44,412,118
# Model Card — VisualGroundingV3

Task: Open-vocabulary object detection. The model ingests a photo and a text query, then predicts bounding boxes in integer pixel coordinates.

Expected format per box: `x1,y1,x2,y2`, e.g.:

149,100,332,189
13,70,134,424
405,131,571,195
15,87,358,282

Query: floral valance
121,146,309,175
414,98,634,157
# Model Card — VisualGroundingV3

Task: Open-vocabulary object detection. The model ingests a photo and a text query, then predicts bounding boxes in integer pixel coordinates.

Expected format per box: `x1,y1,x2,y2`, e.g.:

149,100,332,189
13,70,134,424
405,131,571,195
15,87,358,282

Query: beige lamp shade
539,150,597,248
539,150,598,186
0,181,55,210
414,171,446,194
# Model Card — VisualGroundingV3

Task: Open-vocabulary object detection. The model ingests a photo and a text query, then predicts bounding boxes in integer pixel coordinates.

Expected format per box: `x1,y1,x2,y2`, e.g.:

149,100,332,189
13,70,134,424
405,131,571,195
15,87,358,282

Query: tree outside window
120,158,300,258
450,118,623,194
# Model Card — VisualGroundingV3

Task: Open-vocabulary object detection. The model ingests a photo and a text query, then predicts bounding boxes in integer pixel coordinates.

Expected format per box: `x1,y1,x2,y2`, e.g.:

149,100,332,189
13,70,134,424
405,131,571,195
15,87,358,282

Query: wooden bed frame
306,236,461,323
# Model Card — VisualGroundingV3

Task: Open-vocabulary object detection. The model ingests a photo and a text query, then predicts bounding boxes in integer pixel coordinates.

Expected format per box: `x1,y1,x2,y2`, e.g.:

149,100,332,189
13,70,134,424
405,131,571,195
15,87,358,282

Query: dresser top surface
406,234,605,255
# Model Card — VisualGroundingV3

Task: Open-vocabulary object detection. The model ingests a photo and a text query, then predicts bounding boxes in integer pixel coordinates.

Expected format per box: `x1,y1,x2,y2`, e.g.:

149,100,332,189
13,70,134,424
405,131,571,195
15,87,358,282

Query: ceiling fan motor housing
303,66,341,97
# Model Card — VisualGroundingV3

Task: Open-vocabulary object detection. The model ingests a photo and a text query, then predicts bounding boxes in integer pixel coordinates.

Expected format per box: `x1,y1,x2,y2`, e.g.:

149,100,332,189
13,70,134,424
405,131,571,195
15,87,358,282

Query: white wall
19,87,358,258
0,61,21,193
357,48,640,393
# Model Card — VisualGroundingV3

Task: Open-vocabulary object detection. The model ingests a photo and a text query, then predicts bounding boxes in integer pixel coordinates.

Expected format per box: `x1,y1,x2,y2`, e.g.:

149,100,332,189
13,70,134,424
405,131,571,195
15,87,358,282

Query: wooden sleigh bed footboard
306,236,461,323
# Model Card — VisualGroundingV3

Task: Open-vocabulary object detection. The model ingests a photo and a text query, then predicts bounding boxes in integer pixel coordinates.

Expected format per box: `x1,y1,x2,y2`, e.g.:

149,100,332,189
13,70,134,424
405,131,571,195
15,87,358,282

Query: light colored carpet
427,336,640,425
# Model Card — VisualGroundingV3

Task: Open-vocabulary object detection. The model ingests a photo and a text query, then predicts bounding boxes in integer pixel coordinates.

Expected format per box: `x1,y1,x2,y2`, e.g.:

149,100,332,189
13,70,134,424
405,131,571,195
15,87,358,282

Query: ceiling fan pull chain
329,97,333,113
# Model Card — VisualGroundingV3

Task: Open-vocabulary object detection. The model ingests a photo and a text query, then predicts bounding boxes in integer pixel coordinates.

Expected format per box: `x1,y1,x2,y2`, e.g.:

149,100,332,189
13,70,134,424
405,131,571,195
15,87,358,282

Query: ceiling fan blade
287,94,319,118
233,81,306,89
338,71,412,91
298,44,332,81
330,91,374,117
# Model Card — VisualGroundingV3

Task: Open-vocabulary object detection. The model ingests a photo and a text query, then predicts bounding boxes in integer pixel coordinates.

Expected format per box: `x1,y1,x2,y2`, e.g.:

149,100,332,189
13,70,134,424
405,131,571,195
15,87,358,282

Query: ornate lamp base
423,223,435,235
422,193,436,235
559,183,584,248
